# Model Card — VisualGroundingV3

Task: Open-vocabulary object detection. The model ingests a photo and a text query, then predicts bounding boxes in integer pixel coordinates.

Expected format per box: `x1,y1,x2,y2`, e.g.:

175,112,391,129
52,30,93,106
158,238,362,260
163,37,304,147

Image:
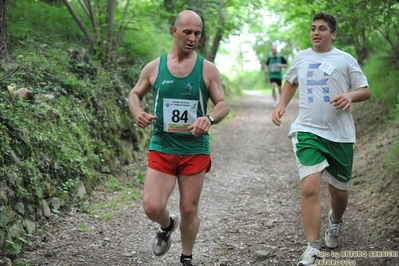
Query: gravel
15,91,398,266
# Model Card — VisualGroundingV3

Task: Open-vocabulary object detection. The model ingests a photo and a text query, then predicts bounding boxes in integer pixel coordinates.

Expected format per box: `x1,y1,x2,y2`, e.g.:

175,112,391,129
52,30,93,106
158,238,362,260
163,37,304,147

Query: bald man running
129,10,230,266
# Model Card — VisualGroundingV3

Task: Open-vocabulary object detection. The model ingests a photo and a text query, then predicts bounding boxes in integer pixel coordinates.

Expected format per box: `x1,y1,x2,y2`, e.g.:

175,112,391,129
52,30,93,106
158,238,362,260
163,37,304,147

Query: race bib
271,63,280,72
319,61,336,76
163,98,198,132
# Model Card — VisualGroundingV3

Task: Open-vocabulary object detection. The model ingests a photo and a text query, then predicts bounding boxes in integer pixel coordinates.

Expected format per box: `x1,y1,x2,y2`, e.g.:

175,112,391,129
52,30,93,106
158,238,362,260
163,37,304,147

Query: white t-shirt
284,48,369,143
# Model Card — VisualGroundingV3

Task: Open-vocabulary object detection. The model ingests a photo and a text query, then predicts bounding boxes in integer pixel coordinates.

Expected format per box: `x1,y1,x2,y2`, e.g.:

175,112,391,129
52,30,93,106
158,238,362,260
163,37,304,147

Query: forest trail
16,91,398,266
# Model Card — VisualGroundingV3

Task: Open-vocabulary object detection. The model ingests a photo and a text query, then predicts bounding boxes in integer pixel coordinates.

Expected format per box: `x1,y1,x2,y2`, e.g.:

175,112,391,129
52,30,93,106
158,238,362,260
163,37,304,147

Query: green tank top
149,53,210,155
268,55,283,79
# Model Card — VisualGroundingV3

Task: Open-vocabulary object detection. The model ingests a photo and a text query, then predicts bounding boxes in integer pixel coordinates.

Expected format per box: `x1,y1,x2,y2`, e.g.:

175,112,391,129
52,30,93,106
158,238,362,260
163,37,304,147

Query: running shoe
181,259,195,266
325,209,343,248
152,214,179,256
297,243,322,266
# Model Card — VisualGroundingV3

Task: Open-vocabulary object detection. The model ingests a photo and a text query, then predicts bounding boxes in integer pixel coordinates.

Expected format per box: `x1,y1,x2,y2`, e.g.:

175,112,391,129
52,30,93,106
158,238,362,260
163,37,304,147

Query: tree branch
0,66,20,81
63,0,96,47
106,0,116,61
114,0,131,63
77,0,90,17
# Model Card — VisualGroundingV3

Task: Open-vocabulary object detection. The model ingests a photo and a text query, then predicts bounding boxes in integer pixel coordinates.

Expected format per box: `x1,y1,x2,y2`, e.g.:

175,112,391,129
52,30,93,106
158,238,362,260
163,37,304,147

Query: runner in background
264,45,288,107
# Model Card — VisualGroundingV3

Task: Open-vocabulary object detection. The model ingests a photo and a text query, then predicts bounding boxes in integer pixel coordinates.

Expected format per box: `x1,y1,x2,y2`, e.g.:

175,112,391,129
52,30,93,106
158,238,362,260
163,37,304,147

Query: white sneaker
297,243,322,266
152,214,179,256
325,209,343,248
272,101,278,108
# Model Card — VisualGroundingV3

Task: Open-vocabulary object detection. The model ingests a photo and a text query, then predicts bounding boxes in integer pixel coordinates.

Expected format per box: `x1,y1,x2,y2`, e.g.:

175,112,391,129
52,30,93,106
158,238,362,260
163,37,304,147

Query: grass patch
362,53,399,109
87,176,142,220
351,100,399,245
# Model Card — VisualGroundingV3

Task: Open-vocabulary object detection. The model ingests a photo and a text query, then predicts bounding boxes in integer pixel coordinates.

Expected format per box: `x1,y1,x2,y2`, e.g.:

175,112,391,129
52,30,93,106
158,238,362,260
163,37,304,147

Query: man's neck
169,49,197,63
312,46,334,53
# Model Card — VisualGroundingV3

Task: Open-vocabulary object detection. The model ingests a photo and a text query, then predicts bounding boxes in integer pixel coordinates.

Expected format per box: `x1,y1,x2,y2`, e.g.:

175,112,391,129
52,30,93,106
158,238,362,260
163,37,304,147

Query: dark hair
312,12,337,33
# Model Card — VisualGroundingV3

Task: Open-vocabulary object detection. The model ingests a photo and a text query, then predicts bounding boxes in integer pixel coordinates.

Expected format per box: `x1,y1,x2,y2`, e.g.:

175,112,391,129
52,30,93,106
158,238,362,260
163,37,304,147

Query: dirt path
17,92,398,266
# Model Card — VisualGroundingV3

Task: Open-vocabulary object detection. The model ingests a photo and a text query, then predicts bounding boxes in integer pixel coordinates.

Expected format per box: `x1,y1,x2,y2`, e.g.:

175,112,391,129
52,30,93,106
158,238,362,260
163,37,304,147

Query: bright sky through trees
215,33,261,75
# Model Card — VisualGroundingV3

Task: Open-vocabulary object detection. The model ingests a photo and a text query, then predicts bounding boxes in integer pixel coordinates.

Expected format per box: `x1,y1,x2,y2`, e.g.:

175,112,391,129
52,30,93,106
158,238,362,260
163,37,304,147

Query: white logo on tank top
162,80,174,84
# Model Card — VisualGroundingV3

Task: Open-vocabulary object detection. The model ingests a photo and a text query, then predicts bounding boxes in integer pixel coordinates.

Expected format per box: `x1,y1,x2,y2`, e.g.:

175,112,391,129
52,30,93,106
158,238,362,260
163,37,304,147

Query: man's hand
330,93,352,111
272,106,286,126
136,112,158,128
187,116,212,137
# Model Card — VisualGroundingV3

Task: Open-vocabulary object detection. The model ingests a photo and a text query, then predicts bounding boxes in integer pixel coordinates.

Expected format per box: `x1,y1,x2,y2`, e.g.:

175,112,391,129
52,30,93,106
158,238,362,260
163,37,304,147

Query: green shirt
149,54,210,155
266,55,286,79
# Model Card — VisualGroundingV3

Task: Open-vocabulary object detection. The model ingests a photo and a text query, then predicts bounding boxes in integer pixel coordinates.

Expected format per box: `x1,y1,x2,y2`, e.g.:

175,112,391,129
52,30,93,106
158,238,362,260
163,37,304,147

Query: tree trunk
207,0,225,63
63,0,96,48
183,0,225,63
0,0,12,64
105,0,115,64
114,0,130,64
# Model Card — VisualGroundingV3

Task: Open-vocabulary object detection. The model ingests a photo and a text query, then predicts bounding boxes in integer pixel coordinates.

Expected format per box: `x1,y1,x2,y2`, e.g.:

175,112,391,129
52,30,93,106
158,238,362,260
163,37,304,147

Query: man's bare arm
204,61,230,124
330,86,371,111
272,80,298,126
128,59,159,128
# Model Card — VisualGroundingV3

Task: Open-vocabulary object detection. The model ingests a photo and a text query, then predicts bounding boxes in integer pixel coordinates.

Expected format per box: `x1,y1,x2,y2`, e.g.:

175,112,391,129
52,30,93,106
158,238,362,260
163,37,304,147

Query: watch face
207,115,215,123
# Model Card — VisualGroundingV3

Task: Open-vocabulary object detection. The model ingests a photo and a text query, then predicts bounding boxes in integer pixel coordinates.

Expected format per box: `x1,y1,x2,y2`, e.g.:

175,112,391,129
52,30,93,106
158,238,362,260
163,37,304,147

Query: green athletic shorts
294,132,354,183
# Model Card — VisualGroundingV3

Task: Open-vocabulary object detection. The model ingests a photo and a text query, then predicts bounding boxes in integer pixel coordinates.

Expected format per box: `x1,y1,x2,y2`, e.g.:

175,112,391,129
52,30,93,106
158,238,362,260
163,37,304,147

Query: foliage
203,0,268,60
62,178,81,194
60,0,163,65
118,5,173,64
135,172,145,185
362,53,399,186
6,236,33,255
384,94,399,177
1,0,153,207
79,222,91,233
362,51,399,108
8,0,85,47
249,0,399,68
384,136,399,178
107,176,122,191
89,184,142,220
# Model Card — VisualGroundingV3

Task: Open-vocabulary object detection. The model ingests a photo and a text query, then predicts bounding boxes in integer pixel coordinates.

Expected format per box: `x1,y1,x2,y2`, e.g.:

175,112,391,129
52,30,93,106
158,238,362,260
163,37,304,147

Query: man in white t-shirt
272,12,371,266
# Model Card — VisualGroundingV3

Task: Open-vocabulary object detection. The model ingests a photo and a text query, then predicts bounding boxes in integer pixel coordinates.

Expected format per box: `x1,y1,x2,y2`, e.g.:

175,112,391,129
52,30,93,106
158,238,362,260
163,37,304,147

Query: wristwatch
206,115,215,125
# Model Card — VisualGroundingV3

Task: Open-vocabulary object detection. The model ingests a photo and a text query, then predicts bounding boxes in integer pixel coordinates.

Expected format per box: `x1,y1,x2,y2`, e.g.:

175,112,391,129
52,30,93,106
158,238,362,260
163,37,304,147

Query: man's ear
171,26,177,36
332,31,337,41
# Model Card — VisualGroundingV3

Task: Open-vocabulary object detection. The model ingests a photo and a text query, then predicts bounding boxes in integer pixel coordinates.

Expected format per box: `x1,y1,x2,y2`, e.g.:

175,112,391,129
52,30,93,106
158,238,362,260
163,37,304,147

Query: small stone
255,250,270,259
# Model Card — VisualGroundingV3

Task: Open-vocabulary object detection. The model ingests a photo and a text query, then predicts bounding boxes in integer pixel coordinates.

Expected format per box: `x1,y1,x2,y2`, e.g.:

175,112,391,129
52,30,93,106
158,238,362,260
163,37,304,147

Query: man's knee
180,202,199,219
301,175,321,198
329,185,348,201
143,200,165,218
301,182,319,198
301,186,319,199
